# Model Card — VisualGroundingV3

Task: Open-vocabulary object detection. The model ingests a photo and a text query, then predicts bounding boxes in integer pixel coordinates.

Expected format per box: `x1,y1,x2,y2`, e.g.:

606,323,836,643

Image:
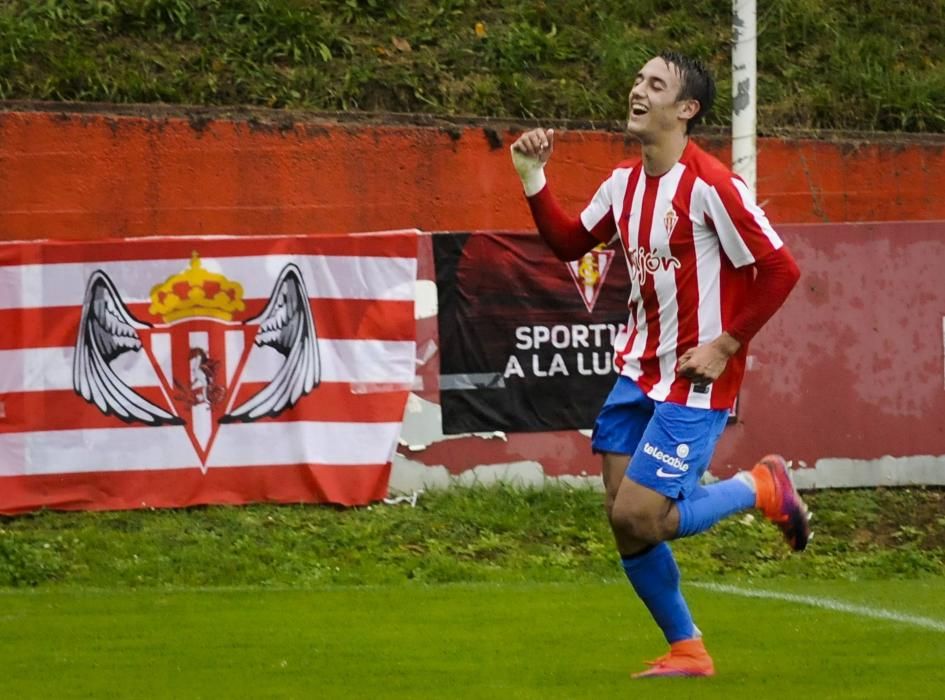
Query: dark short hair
659,50,716,134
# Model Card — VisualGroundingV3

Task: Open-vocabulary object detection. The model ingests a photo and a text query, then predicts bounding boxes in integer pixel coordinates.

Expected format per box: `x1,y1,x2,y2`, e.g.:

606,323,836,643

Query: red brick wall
2,110,945,243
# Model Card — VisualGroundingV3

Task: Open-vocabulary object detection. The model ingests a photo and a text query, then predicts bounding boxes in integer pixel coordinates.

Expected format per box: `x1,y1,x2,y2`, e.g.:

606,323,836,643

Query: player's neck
641,133,689,177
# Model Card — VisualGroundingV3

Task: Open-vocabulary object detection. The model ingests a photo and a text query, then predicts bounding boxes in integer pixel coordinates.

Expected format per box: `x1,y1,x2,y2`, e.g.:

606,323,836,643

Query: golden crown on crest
149,252,245,323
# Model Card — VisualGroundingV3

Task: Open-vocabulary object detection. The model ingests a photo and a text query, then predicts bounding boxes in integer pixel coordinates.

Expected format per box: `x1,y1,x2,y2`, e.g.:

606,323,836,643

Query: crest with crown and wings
72,252,320,470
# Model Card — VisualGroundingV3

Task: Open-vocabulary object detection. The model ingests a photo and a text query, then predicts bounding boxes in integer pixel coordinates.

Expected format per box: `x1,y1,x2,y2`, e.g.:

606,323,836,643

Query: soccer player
510,50,809,678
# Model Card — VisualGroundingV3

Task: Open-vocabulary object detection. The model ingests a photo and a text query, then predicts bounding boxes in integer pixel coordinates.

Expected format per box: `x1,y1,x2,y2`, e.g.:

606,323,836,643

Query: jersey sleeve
579,176,619,244
704,176,783,268
726,246,801,343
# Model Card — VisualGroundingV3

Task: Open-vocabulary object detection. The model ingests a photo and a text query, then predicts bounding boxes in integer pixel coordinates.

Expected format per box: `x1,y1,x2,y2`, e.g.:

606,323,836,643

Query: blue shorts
591,376,729,500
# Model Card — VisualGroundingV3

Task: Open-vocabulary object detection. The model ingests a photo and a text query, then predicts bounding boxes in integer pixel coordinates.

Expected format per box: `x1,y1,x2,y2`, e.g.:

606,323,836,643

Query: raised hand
510,127,555,179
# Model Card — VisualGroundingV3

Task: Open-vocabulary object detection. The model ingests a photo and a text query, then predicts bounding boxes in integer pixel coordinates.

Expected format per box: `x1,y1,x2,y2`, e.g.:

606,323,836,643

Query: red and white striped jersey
580,140,783,410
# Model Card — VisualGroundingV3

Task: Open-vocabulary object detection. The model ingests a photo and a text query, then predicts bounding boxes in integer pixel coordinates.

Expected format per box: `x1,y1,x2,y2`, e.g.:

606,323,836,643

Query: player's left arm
677,178,801,384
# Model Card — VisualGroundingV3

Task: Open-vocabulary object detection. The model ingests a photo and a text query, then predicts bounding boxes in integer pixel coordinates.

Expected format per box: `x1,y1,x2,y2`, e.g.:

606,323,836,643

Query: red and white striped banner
0,233,418,513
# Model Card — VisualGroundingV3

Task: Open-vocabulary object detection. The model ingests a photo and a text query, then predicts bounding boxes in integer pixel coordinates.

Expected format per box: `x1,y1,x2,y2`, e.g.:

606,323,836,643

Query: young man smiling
510,51,809,678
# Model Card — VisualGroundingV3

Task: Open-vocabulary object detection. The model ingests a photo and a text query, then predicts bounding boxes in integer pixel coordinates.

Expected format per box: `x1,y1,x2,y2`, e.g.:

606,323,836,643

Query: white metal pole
732,0,757,193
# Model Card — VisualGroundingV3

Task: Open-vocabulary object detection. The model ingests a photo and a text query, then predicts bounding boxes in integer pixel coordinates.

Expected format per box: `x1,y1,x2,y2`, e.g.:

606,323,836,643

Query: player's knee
610,499,667,544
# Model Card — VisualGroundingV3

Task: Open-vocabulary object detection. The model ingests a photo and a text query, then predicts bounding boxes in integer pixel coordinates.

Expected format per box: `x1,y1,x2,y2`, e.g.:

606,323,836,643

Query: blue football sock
621,542,695,644
675,477,756,538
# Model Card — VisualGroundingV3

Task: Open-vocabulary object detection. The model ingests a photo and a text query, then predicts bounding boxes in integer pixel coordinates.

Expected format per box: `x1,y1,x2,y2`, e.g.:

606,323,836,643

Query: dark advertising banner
435,232,630,434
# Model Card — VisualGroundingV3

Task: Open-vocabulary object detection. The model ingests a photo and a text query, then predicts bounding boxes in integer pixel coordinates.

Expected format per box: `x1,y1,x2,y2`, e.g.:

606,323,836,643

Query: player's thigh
601,452,629,507
591,377,654,503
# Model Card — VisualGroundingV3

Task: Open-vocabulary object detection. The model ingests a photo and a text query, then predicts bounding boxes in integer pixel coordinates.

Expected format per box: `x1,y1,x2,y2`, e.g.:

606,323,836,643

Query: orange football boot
751,454,812,551
632,638,716,679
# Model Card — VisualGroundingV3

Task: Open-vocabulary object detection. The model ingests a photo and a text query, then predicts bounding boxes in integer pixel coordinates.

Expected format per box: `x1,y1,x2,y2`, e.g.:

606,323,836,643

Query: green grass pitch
1,579,942,699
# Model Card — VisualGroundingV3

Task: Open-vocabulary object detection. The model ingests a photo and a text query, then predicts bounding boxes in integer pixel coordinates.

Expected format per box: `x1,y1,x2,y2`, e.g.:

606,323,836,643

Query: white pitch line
690,581,945,634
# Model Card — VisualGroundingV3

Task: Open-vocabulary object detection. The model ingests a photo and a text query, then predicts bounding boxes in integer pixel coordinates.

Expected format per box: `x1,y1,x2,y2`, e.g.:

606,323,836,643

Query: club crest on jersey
664,207,679,236
72,252,320,471
566,244,615,312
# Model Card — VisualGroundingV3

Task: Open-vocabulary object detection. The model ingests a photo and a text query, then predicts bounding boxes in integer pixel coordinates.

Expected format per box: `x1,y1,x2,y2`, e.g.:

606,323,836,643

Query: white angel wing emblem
222,264,320,422
73,271,182,425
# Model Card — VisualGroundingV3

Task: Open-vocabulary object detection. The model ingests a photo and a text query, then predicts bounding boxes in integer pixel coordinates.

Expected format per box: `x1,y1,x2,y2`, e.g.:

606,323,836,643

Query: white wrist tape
520,167,546,197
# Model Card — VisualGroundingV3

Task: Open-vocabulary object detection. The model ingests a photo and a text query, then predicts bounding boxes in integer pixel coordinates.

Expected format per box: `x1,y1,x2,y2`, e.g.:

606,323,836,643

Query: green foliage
0,0,942,130
0,528,67,585
0,485,942,589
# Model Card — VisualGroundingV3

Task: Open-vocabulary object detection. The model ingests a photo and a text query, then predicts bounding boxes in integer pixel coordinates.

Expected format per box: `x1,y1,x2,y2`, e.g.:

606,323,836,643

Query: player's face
626,57,697,142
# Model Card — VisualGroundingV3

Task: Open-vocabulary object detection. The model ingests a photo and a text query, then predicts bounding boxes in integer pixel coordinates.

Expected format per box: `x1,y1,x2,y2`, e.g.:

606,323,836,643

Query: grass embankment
2,485,942,588
0,0,943,132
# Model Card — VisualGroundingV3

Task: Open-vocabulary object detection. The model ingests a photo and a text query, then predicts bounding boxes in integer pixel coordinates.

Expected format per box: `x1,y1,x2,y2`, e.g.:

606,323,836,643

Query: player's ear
678,98,700,122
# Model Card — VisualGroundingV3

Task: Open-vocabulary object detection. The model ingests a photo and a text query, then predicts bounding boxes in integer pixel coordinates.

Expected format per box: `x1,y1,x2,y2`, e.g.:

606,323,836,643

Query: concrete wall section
2,107,944,489
714,220,945,478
